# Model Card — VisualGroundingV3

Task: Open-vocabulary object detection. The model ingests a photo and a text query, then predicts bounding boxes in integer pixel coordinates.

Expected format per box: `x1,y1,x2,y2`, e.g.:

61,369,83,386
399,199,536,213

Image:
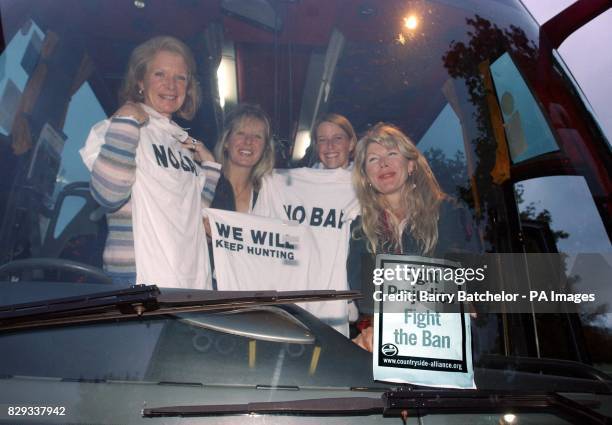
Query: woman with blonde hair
348,122,477,350
311,113,357,170
352,123,446,255
211,103,275,212
80,35,220,288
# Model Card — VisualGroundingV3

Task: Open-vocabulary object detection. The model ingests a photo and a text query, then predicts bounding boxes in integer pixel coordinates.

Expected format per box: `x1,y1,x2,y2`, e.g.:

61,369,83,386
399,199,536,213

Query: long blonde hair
353,123,445,254
214,103,275,191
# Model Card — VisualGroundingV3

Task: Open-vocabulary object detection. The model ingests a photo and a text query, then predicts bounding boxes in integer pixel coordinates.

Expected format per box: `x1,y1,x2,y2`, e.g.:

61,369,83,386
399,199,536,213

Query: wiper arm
0,284,360,331
144,397,383,417
479,354,612,387
383,389,610,425
143,397,384,418
0,285,160,330
143,389,612,424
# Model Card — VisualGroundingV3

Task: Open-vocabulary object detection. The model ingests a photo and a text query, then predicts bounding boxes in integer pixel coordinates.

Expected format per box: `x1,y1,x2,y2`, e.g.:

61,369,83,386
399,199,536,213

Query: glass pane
491,53,559,163
55,82,105,200
0,1,610,416
419,103,470,198
53,195,86,238
515,176,610,253
515,175,612,372
0,22,45,135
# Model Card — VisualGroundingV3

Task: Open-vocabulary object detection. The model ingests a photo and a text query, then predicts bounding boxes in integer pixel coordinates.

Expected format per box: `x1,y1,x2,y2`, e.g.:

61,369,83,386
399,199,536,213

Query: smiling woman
348,123,482,350
312,113,357,169
0,0,611,423
139,50,188,118
354,123,446,256
212,103,275,213
79,36,221,288
118,36,200,121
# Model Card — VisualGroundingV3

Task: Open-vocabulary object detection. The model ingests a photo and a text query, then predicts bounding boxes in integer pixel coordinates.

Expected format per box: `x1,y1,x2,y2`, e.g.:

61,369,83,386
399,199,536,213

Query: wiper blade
479,354,612,387
0,284,360,331
383,389,611,425
143,397,384,417
0,285,160,329
143,390,612,424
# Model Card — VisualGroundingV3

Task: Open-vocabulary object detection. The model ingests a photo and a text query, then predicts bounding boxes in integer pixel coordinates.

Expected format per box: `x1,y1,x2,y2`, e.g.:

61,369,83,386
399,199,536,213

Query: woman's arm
200,162,222,207
90,103,147,211
178,138,221,207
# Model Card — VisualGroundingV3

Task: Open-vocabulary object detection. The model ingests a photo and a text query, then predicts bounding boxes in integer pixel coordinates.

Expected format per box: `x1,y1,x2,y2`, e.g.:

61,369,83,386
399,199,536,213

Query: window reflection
53,196,86,238
58,82,105,198
515,175,612,371
515,176,611,253
491,53,559,163
418,103,470,197
0,21,45,136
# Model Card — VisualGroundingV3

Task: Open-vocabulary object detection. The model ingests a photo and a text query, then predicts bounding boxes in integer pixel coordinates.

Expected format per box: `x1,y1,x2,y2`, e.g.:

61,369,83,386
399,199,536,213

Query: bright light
292,130,311,160
404,15,418,30
502,413,517,424
217,57,237,109
133,0,146,8
217,63,227,108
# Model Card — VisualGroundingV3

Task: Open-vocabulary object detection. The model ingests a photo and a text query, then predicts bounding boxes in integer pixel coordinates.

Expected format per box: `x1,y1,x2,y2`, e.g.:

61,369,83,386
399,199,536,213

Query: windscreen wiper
479,353,612,386
0,284,360,332
142,389,612,424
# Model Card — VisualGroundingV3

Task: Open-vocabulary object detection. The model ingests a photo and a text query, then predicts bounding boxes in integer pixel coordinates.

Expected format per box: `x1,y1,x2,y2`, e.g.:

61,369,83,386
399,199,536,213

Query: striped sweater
85,116,220,283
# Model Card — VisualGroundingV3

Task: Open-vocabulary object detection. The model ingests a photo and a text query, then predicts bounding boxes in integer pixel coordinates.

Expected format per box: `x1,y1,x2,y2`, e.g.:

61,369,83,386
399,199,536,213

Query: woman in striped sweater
80,36,220,289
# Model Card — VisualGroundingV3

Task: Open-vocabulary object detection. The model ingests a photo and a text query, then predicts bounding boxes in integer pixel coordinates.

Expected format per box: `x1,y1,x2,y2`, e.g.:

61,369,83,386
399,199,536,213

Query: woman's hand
181,137,215,163
352,326,374,352
114,102,148,125
203,217,212,241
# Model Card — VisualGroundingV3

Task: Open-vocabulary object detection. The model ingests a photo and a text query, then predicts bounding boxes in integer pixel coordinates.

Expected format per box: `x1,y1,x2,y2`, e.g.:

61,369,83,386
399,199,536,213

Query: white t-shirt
253,167,359,335
80,105,216,289
206,208,310,290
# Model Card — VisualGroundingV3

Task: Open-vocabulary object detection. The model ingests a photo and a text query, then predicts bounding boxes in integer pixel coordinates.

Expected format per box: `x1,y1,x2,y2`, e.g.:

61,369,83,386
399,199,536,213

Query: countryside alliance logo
381,343,398,356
